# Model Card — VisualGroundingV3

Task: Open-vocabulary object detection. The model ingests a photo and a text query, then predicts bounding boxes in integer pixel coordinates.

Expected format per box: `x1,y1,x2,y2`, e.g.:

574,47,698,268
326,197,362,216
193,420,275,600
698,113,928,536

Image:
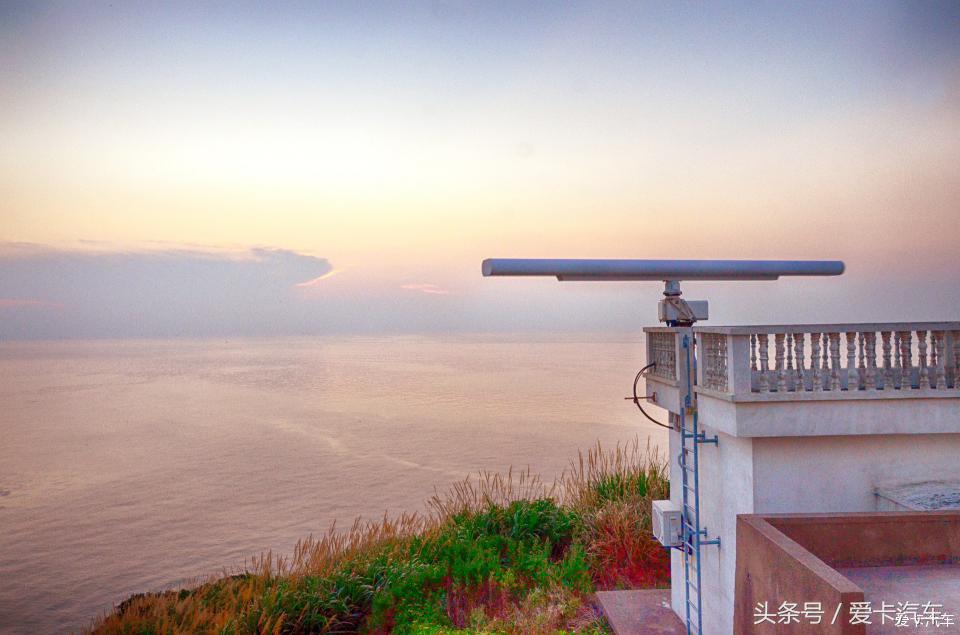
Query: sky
1,1,958,338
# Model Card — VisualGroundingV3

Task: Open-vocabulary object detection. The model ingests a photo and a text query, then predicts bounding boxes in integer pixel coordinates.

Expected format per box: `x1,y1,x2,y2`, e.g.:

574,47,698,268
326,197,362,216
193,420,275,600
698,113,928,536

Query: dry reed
91,437,666,634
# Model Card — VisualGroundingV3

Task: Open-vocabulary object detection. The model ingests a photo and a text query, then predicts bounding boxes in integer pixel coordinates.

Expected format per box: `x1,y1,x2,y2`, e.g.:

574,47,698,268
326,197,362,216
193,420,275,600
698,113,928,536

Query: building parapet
645,322,960,403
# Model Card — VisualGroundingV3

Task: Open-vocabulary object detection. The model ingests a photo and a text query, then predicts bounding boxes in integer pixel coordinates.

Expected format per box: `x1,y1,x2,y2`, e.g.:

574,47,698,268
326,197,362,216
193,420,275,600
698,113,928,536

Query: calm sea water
0,334,665,633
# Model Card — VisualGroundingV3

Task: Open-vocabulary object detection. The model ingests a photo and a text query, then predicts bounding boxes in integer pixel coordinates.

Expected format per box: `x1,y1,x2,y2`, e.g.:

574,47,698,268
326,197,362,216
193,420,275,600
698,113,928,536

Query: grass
91,439,670,634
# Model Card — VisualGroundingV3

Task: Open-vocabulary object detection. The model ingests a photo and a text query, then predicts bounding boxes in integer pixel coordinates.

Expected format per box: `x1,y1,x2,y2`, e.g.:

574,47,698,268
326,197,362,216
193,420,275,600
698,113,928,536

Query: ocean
0,334,665,633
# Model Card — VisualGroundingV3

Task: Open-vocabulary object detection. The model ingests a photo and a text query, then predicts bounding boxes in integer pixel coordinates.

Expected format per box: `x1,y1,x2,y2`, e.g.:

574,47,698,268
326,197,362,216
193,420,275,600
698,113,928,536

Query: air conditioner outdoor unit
652,499,683,547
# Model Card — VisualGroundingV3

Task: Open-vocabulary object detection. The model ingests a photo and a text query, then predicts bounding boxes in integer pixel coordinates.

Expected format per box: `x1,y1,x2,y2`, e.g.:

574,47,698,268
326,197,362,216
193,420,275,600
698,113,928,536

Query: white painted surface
677,433,960,633
695,425,754,634
692,324,960,399
648,323,960,634
668,426,685,621
653,499,683,547
753,435,960,512
698,393,960,437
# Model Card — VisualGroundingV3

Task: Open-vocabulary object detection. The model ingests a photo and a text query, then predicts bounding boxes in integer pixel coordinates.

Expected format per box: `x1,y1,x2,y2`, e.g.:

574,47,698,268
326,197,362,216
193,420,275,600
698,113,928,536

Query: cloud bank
2,243,959,341
0,245,332,339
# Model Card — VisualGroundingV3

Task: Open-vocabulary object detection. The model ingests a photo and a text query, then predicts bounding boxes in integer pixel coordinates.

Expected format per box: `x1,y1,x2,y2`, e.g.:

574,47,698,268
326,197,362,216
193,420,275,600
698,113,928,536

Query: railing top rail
643,326,683,333
693,322,960,335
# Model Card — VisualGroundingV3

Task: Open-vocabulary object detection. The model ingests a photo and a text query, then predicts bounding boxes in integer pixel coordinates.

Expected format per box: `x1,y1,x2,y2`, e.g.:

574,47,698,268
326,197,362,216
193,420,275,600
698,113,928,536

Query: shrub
91,439,666,634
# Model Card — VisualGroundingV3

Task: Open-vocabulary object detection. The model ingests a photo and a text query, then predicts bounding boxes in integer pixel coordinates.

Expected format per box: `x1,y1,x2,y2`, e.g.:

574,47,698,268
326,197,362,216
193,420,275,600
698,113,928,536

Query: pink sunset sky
1,2,958,338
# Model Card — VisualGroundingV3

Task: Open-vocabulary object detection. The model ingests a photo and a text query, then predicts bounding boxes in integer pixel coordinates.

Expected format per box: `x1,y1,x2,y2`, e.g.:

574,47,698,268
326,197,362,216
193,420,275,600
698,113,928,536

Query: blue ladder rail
678,334,720,635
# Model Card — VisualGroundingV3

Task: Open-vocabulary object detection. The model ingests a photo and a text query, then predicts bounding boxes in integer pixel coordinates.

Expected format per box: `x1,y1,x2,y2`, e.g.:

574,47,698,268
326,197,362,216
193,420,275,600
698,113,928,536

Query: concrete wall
699,393,960,438
752,434,960,513
674,431,960,632
734,512,960,633
766,511,960,567
668,424,684,617
697,424,754,634
733,515,865,634
668,421,756,633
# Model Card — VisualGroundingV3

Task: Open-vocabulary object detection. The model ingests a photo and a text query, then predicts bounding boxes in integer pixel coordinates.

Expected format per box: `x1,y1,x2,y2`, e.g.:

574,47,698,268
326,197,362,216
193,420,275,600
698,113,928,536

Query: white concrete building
644,323,960,633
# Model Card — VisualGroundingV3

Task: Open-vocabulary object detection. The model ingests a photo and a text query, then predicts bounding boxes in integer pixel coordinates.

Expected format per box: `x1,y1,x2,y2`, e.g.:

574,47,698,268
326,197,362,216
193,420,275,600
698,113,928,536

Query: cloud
0,244,333,339
0,298,64,309
295,268,345,287
400,283,450,295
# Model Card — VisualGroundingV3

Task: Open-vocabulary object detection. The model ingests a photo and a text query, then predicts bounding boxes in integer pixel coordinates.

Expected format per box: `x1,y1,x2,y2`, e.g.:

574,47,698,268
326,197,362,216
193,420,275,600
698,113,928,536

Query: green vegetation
92,440,669,634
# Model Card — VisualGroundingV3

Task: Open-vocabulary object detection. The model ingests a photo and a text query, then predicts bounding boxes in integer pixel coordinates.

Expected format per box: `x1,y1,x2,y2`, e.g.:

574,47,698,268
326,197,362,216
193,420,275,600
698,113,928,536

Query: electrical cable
630,362,674,430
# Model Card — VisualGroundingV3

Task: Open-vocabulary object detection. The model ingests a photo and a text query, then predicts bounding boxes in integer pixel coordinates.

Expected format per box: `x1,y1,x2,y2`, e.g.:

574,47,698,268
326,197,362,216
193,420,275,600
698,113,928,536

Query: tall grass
91,438,669,634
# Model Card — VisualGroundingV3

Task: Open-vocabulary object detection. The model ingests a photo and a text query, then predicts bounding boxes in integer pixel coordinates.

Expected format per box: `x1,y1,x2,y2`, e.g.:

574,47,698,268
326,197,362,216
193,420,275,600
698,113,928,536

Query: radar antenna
481,258,844,326
482,256,845,634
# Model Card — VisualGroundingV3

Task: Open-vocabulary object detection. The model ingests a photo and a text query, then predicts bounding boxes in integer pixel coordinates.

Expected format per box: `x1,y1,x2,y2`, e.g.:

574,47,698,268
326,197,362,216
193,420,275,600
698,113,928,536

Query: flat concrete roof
838,565,960,634
876,482,960,512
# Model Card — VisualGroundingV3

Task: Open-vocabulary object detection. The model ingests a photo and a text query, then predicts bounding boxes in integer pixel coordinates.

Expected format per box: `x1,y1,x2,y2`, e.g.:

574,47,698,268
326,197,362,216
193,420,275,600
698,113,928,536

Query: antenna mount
481,258,844,325
659,280,706,326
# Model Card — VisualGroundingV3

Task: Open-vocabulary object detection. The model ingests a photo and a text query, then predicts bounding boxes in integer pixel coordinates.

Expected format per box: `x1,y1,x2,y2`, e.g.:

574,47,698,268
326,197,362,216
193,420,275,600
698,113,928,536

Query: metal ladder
678,334,719,635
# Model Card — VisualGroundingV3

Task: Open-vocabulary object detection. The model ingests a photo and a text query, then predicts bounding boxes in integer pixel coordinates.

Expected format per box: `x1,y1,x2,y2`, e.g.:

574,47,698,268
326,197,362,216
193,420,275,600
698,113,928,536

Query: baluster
857,331,867,386
811,332,822,391
829,333,841,391
702,335,711,387
821,333,830,378
881,331,892,390
894,332,902,388
750,334,757,371
918,330,930,389
899,330,913,389
933,331,946,390
794,332,806,391
953,331,960,389
758,333,770,392
775,333,787,392
864,332,877,389
845,332,857,390
719,335,728,392
785,333,795,391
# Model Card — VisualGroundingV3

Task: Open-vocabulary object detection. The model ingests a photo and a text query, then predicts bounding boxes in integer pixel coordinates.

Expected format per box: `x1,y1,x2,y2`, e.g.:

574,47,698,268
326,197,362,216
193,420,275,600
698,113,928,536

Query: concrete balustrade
693,323,960,400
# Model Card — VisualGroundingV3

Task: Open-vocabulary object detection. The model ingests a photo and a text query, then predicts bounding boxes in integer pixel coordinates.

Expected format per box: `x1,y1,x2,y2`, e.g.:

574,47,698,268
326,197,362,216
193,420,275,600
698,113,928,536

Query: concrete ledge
699,393,960,437
764,511,960,567
735,512,960,633
734,515,864,634
596,589,684,635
